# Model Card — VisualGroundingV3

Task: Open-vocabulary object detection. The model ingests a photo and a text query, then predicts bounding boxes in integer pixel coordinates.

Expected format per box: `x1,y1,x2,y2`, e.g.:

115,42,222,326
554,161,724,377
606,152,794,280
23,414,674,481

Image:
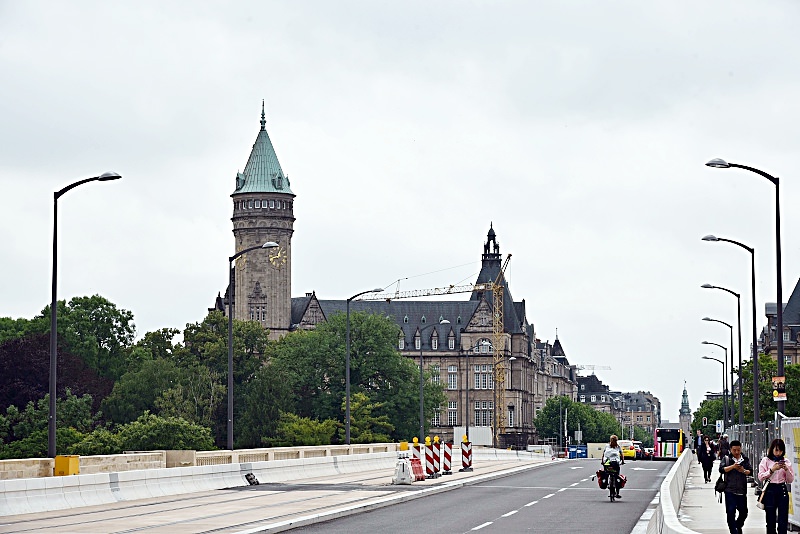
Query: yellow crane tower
358,254,512,447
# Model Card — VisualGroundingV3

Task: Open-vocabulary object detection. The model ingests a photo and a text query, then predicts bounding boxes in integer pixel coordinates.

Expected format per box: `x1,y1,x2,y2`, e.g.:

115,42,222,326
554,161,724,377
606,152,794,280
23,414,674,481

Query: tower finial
260,100,266,131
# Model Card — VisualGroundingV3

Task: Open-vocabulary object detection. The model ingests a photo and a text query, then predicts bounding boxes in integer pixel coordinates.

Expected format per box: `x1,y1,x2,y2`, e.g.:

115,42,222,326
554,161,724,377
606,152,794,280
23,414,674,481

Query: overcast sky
2,1,799,423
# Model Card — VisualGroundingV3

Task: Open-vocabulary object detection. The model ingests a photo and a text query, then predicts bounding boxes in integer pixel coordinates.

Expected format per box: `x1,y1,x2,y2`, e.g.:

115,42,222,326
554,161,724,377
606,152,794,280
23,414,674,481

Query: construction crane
575,364,612,375
358,254,512,447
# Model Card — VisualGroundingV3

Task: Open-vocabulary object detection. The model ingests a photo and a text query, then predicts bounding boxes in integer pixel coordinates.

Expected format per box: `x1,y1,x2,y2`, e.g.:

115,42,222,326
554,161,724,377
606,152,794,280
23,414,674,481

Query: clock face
269,246,287,269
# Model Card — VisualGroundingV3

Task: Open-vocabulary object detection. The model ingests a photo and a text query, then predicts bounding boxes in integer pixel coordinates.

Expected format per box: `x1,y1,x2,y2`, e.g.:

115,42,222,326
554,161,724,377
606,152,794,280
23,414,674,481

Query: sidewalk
678,456,763,534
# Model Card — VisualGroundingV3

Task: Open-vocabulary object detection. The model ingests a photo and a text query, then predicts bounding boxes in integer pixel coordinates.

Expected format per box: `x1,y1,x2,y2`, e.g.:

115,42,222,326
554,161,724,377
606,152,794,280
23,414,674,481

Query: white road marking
580,478,589,482
543,493,555,499
501,510,518,517
525,500,539,507
472,522,493,530
631,467,657,471
570,466,584,469
558,488,567,492
570,482,579,486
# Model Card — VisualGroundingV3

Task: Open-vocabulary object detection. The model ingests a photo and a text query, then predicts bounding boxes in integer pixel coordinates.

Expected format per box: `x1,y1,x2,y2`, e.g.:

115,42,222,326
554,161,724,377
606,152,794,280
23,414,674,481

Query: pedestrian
720,439,752,534
718,434,731,458
696,429,704,462
758,438,795,534
698,435,717,483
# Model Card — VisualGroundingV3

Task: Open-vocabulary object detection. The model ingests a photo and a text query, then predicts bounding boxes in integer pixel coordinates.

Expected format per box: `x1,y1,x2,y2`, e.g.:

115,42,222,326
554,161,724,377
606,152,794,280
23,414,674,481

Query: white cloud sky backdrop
2,0,800,422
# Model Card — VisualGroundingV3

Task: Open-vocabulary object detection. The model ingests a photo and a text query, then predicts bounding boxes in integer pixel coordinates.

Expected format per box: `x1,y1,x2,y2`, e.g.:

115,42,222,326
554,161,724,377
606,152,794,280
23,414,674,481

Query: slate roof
233,102,294,196
779,278,800,323
313,299,480,350
291,294,315,325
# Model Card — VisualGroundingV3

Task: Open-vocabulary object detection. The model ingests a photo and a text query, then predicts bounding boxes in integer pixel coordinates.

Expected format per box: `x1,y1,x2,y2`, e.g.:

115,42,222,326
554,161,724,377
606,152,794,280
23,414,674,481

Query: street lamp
702,356,726,428
703,235,759,423
227,241,278,450
417,320,450,441
49,172,121,458
702,341,729,428
706,158,784,414
463,339,492,441
702,309,741,425
345,288,383,445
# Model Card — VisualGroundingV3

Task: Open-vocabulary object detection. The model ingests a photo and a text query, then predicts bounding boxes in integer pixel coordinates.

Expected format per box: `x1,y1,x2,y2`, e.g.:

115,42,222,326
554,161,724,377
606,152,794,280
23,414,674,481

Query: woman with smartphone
758,438,795,534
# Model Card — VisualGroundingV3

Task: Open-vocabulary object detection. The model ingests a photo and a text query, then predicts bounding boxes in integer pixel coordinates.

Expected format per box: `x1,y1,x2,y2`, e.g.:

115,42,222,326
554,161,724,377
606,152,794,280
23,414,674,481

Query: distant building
679,383,691,438
576,375,661,437
761,278,800,366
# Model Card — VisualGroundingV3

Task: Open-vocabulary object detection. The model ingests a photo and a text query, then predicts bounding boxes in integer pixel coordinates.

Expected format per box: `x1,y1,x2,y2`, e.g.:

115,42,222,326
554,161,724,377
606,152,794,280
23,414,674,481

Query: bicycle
604,463,620,502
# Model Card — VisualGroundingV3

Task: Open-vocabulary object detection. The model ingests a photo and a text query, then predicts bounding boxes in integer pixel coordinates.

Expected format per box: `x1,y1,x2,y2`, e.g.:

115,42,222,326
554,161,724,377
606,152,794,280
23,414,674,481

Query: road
293,459,669,534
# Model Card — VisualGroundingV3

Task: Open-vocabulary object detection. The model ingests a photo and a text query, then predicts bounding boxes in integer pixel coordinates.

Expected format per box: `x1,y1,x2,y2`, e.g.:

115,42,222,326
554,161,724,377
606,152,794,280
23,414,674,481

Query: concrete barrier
646,448,696,534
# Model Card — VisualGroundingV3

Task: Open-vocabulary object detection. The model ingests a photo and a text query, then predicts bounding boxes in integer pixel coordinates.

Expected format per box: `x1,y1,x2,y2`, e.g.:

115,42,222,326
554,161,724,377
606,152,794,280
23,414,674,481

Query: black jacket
698,443,717,463
719,454,752,495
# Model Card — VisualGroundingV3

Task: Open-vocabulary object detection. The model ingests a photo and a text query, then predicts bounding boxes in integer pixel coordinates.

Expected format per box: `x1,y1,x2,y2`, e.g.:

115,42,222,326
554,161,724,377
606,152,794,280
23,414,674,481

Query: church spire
233,101,293,195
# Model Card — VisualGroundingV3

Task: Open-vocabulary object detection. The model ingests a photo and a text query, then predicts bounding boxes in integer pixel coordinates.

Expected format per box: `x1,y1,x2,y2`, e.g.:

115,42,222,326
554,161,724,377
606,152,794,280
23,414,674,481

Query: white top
603,445,622,464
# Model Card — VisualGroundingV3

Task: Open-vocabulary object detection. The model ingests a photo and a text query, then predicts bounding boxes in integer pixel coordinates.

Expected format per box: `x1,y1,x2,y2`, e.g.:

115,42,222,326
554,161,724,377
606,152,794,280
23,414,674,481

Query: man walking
720,440,752,534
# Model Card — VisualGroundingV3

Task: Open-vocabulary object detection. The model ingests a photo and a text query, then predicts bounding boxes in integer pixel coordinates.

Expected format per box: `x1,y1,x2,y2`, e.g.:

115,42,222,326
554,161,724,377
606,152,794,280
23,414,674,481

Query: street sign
716,420,724,433
574,430,582,442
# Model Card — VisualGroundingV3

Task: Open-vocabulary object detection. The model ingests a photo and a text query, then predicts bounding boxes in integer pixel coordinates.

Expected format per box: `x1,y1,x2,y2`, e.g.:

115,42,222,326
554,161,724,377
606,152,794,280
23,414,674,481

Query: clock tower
230,102,294,339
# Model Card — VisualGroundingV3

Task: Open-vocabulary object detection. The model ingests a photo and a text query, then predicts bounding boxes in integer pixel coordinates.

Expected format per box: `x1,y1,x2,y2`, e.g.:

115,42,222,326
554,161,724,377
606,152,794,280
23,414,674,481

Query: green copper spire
233,102,293,195
680,382,691,416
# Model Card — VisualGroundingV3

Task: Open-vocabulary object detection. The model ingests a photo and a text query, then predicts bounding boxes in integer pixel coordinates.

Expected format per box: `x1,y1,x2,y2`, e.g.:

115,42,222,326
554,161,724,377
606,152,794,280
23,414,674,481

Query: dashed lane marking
542,493,555,499
558,488,567,492
524,501,538,507
570,482,579,486
472,522,493,530
501,510,518,517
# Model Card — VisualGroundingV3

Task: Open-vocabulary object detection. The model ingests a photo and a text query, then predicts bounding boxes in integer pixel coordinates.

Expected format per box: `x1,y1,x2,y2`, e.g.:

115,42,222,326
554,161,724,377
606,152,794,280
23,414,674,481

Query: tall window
398,335,404,350
473,338,493,353
431,364,441,385
447,365,457,390
415,336,421,350
474,365,494,389
591,395,596,402
508,406,515,427
785,330,791,341
475,401,494,426
432,410,441,427
432,336,438,350
448,401,458,426
580,395,586,402
448,337,455,350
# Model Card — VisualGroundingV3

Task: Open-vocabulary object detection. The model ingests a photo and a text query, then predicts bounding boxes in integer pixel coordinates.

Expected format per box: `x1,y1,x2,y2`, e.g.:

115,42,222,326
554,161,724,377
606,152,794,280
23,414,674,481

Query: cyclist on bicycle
602,434,624,499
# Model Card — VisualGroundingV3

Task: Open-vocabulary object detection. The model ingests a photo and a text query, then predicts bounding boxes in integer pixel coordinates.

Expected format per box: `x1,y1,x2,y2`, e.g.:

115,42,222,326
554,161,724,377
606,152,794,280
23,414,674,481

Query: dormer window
415,336,421,350
398,335,404,350
404,315,409,324
421,316,426,324
432,336,438,350
457,316,462,324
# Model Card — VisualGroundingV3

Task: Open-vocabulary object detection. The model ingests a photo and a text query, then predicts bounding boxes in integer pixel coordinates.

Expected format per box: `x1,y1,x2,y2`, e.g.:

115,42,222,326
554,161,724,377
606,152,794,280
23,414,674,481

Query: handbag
714,456,728,503
757,464,777,510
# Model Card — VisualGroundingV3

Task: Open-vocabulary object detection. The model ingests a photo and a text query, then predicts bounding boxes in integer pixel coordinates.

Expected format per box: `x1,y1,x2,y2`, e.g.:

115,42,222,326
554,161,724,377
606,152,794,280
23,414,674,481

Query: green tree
237,362,291,448
116,412,215,451
264,412,338,447
690,399,723,435
155,364,226,431
337,392,394,443
101,359,182,424
37,295,136,380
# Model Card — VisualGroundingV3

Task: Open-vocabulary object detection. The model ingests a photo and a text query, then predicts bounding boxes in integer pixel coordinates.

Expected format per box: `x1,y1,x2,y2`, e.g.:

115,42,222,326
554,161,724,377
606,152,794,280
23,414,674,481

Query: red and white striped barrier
425,444,435,478
442,442,453,475
432,440,441,478
459,441,473,472
412,443,422,463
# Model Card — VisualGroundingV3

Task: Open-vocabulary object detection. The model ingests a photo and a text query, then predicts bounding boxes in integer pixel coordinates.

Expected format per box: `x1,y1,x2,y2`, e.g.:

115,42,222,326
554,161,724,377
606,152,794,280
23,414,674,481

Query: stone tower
230,102,294,339
679,382,692,439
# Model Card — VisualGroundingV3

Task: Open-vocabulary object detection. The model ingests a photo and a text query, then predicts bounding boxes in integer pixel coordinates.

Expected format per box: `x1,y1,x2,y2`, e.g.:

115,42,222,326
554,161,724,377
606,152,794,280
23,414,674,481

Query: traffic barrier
432,439,441,478
409,457,426,481
442,442,453,475
391,454,413,485
412,443,422,463
460,441,473,472
425,443,435,479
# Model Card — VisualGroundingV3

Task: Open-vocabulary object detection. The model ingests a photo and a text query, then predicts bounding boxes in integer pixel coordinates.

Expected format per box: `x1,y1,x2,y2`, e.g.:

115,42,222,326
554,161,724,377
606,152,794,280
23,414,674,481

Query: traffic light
702,417,708,427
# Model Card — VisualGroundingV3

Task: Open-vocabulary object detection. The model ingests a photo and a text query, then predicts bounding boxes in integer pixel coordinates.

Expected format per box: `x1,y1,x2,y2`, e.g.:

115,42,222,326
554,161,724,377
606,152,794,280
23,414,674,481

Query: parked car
633,440,643,459
618,439,637,460
643,447,655,460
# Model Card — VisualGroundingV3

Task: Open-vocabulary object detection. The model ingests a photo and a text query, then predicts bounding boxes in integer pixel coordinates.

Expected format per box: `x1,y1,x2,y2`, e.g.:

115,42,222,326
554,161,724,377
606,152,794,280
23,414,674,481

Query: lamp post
706,158,784,414
702,341,729,428
702,356,726,428
49,172,121,458
345,288,383,445
702,236,758,423
702,309,741,425
227,241,278,450
418,320,450,441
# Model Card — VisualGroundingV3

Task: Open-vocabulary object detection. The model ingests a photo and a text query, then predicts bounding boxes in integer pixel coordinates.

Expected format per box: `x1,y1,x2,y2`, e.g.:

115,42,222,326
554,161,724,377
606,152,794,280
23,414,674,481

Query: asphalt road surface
293,458,670,534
